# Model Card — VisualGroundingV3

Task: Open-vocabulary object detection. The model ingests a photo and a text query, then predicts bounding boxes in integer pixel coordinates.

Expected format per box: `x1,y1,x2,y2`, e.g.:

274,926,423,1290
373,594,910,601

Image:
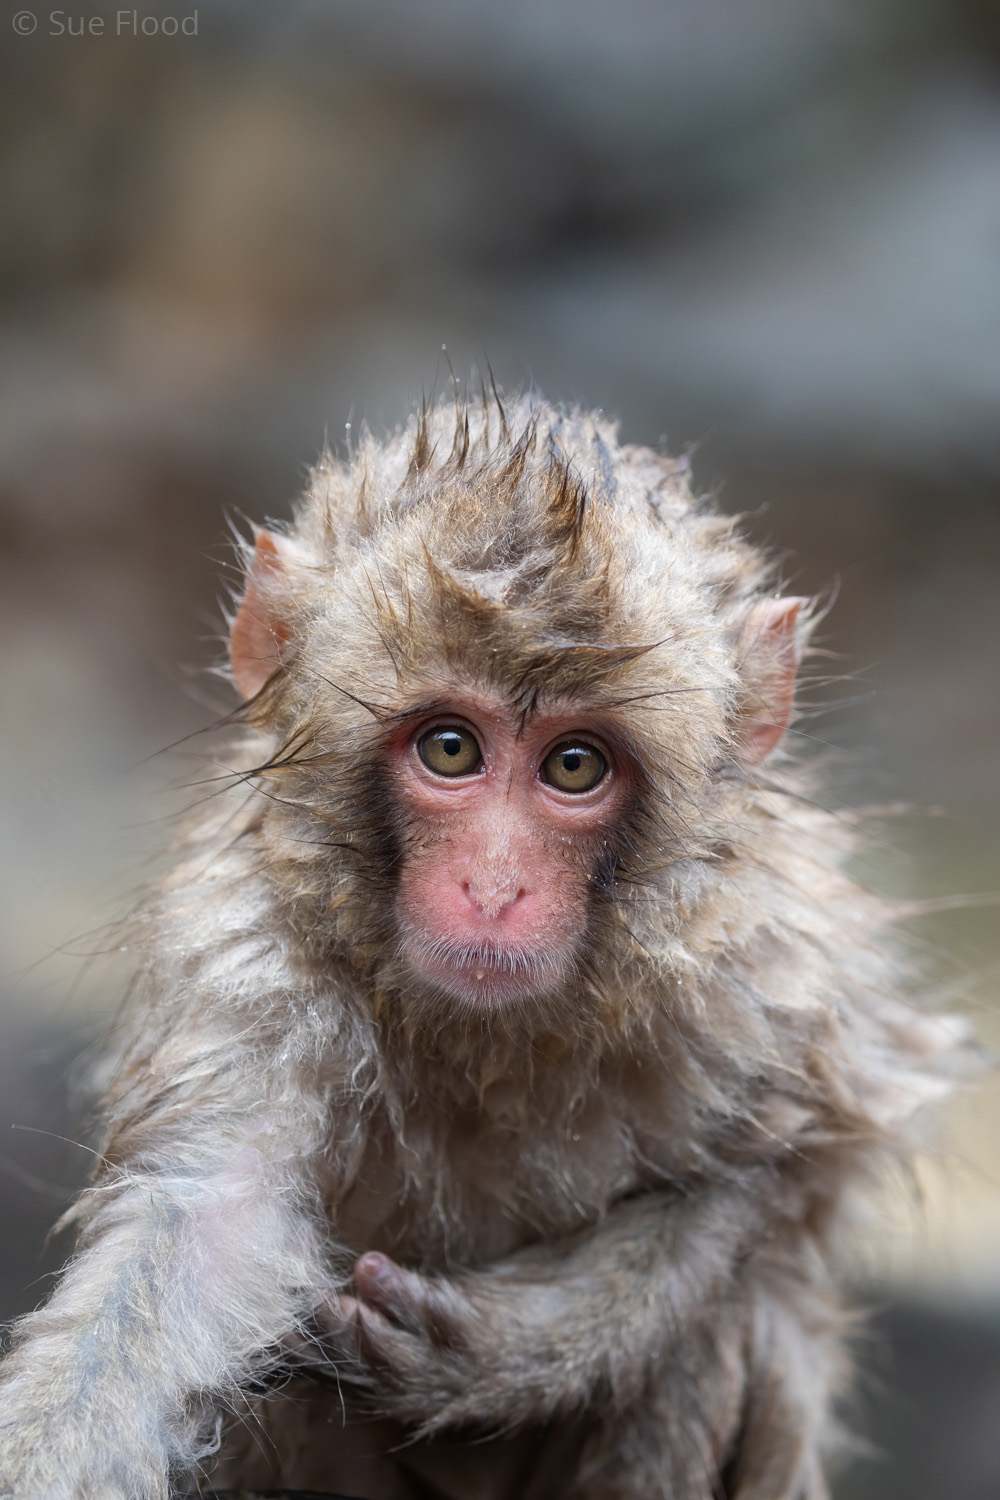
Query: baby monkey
0,396,955,1499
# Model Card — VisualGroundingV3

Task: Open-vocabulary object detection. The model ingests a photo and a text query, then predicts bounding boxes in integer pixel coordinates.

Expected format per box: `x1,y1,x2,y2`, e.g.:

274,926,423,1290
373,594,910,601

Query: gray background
1,3,1000,1495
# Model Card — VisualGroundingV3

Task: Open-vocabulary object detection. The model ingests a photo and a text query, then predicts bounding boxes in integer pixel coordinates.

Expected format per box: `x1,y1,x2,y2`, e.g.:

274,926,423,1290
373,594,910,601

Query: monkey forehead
304,522,741,711
379,685,625,749
292,568,741,764
280,395,777,733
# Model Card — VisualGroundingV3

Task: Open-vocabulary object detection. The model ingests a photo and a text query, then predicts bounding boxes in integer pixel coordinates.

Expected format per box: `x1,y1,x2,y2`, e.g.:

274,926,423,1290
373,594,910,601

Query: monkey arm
319,1164,807,1434
0,1069,333,1500
0,1158,330,1500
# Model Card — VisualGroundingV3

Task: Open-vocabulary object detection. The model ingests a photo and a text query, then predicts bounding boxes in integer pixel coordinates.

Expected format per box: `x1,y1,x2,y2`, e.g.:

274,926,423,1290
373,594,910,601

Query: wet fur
0,395,958,1499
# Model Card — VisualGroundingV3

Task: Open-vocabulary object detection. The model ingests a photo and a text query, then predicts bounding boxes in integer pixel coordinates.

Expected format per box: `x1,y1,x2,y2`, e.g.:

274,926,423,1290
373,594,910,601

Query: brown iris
418,726,482,777
541,742,606,793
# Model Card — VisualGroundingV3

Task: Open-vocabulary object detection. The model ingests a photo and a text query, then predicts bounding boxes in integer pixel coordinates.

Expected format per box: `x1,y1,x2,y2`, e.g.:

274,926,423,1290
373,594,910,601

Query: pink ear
230,530,295,700
737,597,806,762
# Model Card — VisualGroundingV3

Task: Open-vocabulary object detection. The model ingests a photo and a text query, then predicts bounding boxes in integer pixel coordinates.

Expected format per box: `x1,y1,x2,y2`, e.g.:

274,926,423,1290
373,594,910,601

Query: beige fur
0,395,959,1499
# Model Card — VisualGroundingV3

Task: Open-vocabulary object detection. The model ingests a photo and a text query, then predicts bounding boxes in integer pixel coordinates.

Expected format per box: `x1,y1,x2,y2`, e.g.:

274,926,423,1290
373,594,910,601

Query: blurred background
1,0,999,1494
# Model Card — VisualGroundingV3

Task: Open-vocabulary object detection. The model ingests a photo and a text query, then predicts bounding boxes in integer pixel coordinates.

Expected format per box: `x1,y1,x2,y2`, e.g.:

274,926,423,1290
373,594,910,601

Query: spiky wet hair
245,392,775,720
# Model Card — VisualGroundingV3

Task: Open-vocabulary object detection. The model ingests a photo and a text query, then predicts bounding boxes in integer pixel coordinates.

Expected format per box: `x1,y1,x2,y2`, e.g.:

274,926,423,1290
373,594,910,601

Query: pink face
388,696,629,1006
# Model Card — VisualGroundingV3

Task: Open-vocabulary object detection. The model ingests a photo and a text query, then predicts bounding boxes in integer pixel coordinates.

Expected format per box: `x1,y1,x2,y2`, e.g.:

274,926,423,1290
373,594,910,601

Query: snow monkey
0,394,957,1500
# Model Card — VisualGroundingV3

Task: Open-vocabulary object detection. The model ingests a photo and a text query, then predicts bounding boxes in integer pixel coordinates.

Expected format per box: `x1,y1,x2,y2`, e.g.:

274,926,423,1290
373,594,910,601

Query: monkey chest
328,1104,647,1268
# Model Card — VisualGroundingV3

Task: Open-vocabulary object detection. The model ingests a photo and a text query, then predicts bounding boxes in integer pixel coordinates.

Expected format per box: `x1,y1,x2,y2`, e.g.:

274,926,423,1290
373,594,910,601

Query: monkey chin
399,931,573,1010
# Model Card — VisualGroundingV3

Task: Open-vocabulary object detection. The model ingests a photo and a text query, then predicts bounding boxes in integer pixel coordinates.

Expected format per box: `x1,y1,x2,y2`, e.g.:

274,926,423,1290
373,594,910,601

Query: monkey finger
350,1296,427,1374
307,1292,370,1362
313,1290,362,1332
368,1272,478,1355
354,1251,427,1325
280,1325,346,1370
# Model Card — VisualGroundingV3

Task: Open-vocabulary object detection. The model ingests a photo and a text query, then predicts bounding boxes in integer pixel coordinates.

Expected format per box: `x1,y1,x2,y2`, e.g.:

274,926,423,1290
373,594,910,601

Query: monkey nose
460,880,527,922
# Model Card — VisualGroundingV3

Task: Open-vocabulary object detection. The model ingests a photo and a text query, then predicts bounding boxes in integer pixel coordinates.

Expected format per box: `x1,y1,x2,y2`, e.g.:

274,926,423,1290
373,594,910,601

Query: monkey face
388,692,628,1007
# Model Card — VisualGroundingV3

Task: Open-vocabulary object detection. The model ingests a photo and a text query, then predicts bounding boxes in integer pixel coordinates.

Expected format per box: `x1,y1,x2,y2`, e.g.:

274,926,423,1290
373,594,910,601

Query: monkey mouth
398,929,571,1003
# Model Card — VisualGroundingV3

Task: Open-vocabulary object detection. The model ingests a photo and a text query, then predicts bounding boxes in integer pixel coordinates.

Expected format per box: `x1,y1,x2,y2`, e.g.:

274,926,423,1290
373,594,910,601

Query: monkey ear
735,597,808,763
230,529,299,700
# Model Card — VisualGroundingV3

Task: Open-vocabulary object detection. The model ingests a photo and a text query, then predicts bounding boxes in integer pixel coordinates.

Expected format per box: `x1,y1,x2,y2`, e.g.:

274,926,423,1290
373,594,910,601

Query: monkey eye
417,725,483,777
540,742,607,794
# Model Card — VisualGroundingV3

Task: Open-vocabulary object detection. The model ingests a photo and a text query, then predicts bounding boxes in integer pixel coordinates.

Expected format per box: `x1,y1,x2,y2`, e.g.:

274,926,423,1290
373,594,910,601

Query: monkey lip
400,931,569,1002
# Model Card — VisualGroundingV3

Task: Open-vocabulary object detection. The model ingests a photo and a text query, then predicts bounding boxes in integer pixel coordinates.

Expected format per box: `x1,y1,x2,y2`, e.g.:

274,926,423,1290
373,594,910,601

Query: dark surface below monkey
0,395,960,1500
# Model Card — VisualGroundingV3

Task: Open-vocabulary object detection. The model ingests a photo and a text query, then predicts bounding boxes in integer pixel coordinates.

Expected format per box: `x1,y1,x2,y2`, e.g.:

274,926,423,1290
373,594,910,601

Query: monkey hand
306,1247,595,1434
305,1184,784,1434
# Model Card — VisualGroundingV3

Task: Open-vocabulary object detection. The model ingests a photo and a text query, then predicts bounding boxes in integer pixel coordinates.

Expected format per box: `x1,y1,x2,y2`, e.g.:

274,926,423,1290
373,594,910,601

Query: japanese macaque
0,395,958,1500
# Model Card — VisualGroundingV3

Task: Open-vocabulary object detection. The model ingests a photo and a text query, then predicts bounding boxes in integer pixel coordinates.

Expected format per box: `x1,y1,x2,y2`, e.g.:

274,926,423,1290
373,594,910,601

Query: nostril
459,881,528,915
